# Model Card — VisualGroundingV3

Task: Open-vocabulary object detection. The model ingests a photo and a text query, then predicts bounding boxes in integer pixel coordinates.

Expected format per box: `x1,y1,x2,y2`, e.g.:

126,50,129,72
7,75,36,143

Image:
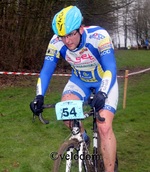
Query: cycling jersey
36,26,117,99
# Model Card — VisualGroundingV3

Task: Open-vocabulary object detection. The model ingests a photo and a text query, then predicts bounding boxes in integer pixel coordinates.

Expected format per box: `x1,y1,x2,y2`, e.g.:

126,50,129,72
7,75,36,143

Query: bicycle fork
69,120,84,172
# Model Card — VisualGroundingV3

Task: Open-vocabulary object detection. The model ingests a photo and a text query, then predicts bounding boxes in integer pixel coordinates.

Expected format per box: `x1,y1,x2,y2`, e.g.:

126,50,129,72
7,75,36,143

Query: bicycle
32,88,118,172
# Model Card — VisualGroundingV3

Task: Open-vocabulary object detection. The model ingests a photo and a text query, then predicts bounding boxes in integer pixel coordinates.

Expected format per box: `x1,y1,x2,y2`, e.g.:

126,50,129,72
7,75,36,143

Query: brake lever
32,113,36,123
32,100,38,122
32,100,49,124
96,112,105,122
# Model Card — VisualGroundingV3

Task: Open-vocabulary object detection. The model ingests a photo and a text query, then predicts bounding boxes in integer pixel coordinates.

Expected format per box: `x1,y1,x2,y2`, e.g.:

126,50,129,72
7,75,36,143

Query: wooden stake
123,70,129,109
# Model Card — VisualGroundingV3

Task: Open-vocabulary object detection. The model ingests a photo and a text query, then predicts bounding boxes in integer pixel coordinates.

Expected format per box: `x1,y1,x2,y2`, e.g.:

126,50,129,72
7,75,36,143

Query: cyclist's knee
97,122,112,138
97,110,114,138
61,93,80,101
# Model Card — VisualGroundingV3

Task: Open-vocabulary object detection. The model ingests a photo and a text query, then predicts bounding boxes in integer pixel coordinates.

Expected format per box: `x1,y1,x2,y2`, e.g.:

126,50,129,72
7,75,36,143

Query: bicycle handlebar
43,104,56,108
86,107,105,122
33,104,105,125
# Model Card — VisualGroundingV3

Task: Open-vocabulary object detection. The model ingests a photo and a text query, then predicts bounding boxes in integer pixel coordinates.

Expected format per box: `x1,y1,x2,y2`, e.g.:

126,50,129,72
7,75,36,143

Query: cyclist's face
59,30,80,50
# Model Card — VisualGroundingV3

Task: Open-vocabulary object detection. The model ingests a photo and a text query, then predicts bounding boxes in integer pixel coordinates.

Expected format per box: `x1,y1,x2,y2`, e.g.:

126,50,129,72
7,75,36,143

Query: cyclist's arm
36,43,60,96
98,30,117,94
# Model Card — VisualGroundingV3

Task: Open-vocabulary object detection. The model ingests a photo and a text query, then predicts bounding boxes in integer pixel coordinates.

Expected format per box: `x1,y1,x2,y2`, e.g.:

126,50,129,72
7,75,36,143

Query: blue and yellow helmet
52,6,83,36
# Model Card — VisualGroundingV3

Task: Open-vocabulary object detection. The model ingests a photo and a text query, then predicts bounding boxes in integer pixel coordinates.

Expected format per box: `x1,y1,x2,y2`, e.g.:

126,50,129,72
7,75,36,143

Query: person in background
30,6,118,172
145,39,149,49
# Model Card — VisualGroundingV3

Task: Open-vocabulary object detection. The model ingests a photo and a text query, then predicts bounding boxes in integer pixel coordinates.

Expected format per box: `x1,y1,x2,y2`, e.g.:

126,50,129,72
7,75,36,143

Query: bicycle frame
61,100,104,171
32,87,107,172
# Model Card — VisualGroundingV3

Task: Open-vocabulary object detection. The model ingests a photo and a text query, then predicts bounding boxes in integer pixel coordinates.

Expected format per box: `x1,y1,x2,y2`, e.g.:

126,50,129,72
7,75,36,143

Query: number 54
61,107,77,117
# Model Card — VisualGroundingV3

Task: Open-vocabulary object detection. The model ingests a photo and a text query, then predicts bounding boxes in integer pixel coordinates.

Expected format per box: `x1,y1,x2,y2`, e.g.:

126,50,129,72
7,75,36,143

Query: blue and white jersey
36,26,117,96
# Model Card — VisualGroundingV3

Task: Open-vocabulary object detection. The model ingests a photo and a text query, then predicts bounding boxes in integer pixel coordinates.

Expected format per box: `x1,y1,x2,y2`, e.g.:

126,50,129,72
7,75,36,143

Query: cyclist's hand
30,95,44,115
92,91,107,112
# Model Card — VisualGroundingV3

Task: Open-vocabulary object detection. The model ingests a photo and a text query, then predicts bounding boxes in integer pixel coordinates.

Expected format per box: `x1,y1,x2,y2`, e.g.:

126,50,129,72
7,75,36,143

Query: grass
0,50,150,172
115,73,150,172
115,49,150,70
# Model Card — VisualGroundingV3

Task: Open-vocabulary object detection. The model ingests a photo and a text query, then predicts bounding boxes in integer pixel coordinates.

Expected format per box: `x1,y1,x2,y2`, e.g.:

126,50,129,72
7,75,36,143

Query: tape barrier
0,71,39,76
0,68,150,78
128,68,150,76
0,71,71,77
0,71,124,78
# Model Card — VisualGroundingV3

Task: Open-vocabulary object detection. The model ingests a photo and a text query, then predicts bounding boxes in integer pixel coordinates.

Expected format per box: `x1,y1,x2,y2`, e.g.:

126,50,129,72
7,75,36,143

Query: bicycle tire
82,145,94,172
53,139,93,172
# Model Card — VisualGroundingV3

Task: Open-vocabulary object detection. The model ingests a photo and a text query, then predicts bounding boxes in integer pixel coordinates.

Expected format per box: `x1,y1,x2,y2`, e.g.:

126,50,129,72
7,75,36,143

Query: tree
112,0,136,48
0,0,134,71
114,0,150,48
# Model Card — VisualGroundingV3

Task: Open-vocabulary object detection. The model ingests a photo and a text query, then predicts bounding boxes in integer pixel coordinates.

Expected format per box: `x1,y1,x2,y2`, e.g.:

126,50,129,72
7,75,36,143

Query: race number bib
55,100,85,120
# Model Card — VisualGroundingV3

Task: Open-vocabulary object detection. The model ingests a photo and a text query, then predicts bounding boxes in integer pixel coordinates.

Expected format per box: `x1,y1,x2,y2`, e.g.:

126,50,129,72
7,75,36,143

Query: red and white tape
0,68,150,78
0,71,39,76
0,71,71,77
128,68,150,76
0,71,123,78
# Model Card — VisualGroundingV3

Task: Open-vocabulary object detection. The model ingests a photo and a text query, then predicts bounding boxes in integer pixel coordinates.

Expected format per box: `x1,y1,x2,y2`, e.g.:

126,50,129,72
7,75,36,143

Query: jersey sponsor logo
101,79,109,92
75,62,97,68
98,43,112,52
46,48,56,55
45,55,54,61
100,71,112,93
46,46,59,58
98,36,113,52
89,33,105,40
80,71,92,79
77,70,97,82
101,50,111,56
79,48,88,54
66,53,95,64
99,36,110,45
83,72,89,77
104,105,112,111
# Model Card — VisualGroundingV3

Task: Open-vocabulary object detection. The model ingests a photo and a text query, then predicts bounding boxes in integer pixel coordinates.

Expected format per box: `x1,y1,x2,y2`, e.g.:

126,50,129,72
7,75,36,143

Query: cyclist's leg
97,80,118,172
97,110,116,172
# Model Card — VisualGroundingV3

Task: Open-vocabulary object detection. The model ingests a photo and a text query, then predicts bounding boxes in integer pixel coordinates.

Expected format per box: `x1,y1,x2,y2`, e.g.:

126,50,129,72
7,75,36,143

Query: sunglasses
59,30,78,40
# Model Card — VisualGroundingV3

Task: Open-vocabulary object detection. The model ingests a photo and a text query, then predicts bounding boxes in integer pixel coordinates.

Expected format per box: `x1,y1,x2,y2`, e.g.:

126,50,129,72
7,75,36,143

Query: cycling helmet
52,6,83,36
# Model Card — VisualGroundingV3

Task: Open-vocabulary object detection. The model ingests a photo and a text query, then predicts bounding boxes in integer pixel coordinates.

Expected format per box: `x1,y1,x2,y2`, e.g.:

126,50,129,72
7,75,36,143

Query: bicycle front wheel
53,139,93,172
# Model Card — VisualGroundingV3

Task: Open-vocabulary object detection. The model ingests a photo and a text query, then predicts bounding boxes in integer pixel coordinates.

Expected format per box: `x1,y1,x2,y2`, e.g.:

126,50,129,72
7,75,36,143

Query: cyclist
30,5,118,172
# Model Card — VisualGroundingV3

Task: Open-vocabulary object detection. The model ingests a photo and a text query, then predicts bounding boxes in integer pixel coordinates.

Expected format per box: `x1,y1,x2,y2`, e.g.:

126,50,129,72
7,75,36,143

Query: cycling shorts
62,74,118,114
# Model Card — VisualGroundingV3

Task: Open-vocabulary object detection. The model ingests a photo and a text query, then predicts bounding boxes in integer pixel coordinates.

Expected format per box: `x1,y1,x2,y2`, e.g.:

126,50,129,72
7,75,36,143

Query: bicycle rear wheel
53,139,93,172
